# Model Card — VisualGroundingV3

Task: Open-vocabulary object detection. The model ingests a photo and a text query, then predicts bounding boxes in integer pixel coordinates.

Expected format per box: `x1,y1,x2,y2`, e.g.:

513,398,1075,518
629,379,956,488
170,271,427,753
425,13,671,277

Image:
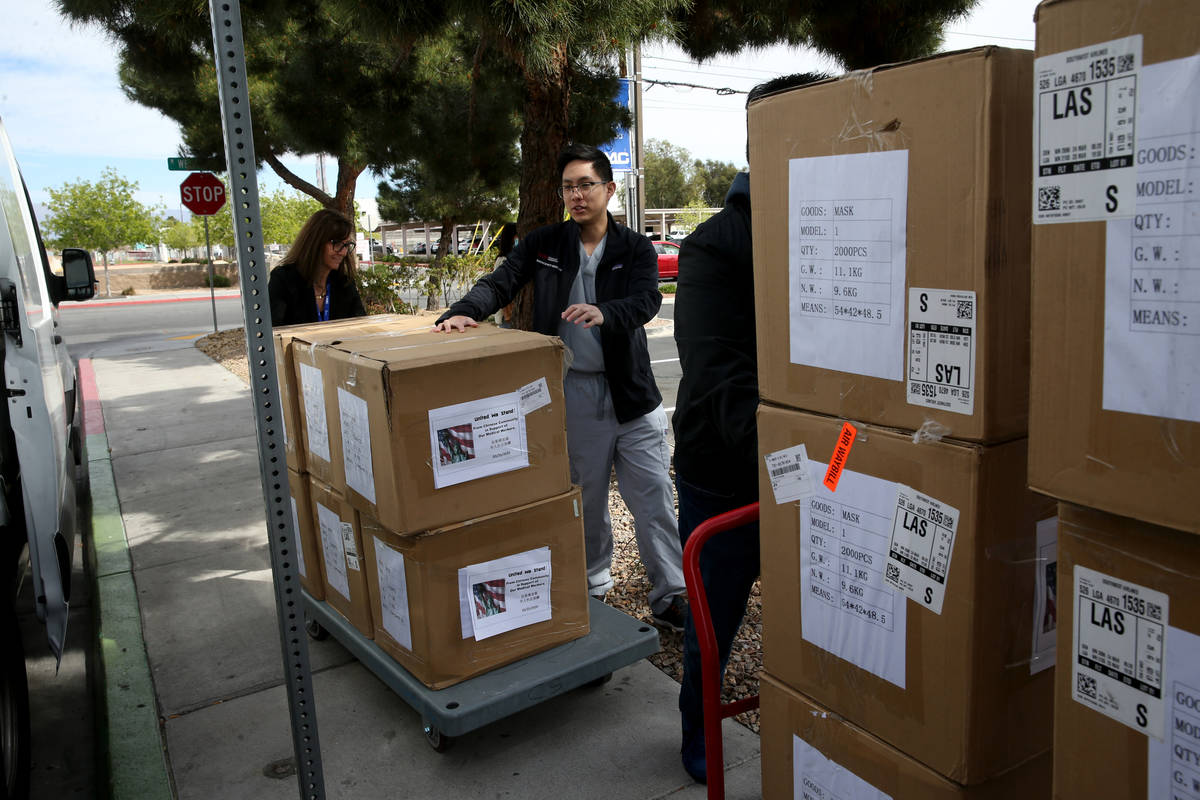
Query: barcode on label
1077,672,1097,699
1038,185,1061,211
956,300,973,320
1148,601,1162,621
770,462,801,477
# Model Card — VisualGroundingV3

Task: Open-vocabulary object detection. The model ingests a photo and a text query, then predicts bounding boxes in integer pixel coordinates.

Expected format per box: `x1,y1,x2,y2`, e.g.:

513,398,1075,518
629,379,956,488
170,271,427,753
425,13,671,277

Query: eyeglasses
557,181,606,199
329,239,355,253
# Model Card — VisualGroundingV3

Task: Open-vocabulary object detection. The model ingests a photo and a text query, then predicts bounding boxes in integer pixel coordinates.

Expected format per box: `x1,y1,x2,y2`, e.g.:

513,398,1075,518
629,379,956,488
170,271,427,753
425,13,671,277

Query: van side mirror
61,248,96,301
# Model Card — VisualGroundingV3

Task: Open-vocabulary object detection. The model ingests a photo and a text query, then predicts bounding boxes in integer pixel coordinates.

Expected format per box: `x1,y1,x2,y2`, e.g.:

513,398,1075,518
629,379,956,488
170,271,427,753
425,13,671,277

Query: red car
653,240,680,280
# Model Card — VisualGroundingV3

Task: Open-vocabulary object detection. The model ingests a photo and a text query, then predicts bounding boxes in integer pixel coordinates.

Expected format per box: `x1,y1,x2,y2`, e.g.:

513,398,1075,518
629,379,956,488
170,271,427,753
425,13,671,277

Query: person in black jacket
268,208,366,326
435,144,688,631
672,72,826,785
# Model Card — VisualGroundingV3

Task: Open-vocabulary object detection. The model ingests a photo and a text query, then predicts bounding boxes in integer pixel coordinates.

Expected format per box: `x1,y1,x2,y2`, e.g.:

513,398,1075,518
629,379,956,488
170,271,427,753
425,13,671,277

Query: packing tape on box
911,420,953,444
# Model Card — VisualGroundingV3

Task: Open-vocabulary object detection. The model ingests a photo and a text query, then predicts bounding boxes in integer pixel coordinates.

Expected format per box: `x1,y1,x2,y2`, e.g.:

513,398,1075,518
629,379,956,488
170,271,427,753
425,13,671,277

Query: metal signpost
205,2,326,797
179,171,226,333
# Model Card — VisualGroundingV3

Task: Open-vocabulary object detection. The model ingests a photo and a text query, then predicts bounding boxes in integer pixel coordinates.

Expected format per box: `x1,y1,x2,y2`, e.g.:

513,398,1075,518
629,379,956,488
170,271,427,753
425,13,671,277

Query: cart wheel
422,719,453,753
305,617,329,641
584,672,613,689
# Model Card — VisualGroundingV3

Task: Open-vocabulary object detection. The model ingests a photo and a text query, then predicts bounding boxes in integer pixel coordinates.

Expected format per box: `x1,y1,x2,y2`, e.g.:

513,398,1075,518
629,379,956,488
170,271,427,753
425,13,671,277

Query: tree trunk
509,48,570,331
102,251,111,297
426,217,456,311
333,158,364,220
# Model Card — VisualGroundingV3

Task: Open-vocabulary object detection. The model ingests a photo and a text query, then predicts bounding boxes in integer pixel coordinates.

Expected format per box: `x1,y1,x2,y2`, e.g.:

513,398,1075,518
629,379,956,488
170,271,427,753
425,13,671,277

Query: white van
0,117,96,799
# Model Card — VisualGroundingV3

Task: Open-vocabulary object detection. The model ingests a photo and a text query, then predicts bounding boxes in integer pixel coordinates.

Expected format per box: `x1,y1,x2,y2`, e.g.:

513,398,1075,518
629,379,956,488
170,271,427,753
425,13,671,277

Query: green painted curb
86,431,174,799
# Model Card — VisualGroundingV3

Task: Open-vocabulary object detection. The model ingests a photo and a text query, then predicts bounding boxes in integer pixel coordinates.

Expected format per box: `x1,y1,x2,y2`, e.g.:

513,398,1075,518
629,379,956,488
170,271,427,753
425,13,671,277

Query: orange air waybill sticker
822,422,857,492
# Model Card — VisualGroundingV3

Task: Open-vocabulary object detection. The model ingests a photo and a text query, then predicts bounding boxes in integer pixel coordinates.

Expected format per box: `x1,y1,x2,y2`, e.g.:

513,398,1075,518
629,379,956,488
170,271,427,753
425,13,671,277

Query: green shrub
357,262,423,314
209,273,233,288
659,283,677,294
121,286,136,296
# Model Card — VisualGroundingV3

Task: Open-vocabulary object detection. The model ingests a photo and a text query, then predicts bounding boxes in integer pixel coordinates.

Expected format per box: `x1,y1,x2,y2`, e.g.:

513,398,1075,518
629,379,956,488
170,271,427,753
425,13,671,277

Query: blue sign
599,79,634,173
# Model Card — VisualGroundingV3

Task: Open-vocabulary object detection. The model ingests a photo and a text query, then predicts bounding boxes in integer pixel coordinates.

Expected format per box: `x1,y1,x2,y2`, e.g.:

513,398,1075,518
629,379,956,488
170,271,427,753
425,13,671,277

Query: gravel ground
196,325,762,733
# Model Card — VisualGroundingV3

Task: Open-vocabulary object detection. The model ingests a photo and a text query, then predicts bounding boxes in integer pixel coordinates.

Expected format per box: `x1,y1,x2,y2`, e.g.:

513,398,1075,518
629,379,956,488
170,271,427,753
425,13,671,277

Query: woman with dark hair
268,208,367,326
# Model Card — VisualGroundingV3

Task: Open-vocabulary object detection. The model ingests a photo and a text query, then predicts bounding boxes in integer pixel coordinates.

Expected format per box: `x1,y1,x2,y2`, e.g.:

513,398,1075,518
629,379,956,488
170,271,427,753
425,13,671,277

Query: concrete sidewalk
85,345,761,799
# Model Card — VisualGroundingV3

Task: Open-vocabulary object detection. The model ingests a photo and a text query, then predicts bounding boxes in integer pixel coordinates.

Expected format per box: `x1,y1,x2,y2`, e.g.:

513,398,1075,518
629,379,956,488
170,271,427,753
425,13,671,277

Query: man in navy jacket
435,144,688,631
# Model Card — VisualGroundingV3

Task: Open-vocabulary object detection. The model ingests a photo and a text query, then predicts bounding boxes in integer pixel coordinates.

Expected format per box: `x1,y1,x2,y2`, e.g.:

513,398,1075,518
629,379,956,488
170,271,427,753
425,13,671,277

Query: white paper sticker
764,444,815,504
341,521,359,571
1073,565,1168,739
290,497,307,579
882,486,960,615
1148,625,1200,800
316,502,350,600
456,547,552,642
428,391,529,489
518,377,552,415
793,735,893,800
788,150,909,382
298,362,331,463
1030,517,1058,675
373,539,413,651
1034,35,1142,224
801,460,907,688
1103,55,1200,423
337,387,376,503
906,288,977,415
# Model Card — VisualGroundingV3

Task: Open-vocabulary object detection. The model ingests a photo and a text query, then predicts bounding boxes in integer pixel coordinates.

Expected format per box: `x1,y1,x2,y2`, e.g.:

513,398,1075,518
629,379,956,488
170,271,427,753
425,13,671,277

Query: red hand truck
681,502,761,800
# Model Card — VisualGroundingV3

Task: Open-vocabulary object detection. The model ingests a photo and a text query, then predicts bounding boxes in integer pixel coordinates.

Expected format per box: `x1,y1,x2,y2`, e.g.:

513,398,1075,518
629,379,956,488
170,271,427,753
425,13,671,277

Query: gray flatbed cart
303,591,660,751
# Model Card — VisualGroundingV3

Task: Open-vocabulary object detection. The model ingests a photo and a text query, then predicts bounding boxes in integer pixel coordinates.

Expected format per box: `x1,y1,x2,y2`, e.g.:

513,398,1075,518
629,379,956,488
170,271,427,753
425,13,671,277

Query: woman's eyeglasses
330,239,355,254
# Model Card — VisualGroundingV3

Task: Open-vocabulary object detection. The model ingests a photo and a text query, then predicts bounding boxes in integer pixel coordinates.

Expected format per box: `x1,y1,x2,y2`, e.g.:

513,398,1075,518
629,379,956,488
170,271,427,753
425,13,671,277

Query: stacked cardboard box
1027,2,1199,797
748,46,1054,797
275,317,589,687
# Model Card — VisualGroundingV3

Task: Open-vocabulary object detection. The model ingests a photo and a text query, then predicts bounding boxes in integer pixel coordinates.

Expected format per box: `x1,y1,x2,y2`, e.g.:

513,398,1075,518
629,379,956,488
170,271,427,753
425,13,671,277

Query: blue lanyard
318,277,331,321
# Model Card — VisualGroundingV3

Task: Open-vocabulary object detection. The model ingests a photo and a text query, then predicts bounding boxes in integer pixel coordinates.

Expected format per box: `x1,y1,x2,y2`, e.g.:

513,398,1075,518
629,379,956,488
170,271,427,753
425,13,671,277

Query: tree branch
262,148,334,207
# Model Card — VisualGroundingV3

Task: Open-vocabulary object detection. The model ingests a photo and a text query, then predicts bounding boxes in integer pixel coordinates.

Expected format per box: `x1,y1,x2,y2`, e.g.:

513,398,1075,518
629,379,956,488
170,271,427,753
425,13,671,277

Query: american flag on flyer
437,423,475,465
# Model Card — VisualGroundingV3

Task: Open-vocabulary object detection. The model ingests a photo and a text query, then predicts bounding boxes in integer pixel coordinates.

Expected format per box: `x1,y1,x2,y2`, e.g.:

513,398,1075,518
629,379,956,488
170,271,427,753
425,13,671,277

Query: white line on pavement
650,357,679,365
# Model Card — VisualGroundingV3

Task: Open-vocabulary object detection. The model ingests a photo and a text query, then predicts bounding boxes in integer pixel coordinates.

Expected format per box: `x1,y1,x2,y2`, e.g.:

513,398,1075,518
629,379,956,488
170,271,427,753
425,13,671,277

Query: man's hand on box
562,303,604,329
433,315,478,332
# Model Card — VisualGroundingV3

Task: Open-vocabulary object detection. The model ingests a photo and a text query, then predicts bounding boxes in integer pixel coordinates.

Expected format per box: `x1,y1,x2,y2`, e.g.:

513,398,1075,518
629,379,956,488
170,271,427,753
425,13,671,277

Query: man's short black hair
746,72,830,108
557,143,614,183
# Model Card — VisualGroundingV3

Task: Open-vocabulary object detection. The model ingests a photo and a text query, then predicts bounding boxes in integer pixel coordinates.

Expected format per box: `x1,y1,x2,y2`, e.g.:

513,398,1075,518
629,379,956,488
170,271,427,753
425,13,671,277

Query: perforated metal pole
206,2,326,797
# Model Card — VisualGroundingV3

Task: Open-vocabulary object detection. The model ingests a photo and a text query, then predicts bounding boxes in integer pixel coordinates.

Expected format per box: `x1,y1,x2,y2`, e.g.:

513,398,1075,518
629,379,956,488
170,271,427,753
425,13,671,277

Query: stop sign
180,172,227,216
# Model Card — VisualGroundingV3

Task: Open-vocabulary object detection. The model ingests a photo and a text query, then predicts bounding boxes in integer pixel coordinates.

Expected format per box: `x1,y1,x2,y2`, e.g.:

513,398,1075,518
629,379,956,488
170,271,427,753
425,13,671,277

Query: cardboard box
758,403,1056,782
361,487,590,689
307,477,373,637
275,314,435,477
1028,0,1200,534
760,674,1052,799
304,324,571,534
749,46,1033,443
287,468,324,601
1053,501,1200,800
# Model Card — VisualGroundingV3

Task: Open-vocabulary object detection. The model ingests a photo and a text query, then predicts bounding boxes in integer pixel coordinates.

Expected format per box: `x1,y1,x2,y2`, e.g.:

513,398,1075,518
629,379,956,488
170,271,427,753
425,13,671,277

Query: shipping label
457,547,553,641
1034,35,1142,223
789,150,908,381
906,288,976,415
337,387,376,504
800,460,907,688
1103,55,1200,423
290,497,306,579
1072,565,1168,739
518,377,552,415
1030,517,1059,675
764,443,815,504
298,362,330,462
428,391,530,489
793,735,893,800
883,486,960,615
373,540,412,651
316,502,350,600
340,521,359,571
1148,626,1200,800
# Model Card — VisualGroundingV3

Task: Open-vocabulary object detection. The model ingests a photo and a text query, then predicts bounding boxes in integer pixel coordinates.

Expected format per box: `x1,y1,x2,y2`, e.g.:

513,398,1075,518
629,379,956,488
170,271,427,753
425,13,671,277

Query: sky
1,1,1037,221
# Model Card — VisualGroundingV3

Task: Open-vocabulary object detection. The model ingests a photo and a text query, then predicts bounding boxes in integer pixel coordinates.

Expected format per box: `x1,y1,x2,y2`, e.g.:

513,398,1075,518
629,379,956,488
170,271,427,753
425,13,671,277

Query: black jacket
671,172,758,496
439,214,663,423
268,263,366,327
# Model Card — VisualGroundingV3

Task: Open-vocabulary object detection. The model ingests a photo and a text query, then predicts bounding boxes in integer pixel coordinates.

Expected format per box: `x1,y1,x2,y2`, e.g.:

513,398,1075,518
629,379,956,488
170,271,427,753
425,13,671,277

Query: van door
0,121,72,660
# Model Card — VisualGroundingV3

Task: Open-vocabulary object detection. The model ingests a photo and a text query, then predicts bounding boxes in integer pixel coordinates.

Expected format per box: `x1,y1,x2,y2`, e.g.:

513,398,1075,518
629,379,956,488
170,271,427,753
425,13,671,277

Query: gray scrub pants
564,370,685,615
